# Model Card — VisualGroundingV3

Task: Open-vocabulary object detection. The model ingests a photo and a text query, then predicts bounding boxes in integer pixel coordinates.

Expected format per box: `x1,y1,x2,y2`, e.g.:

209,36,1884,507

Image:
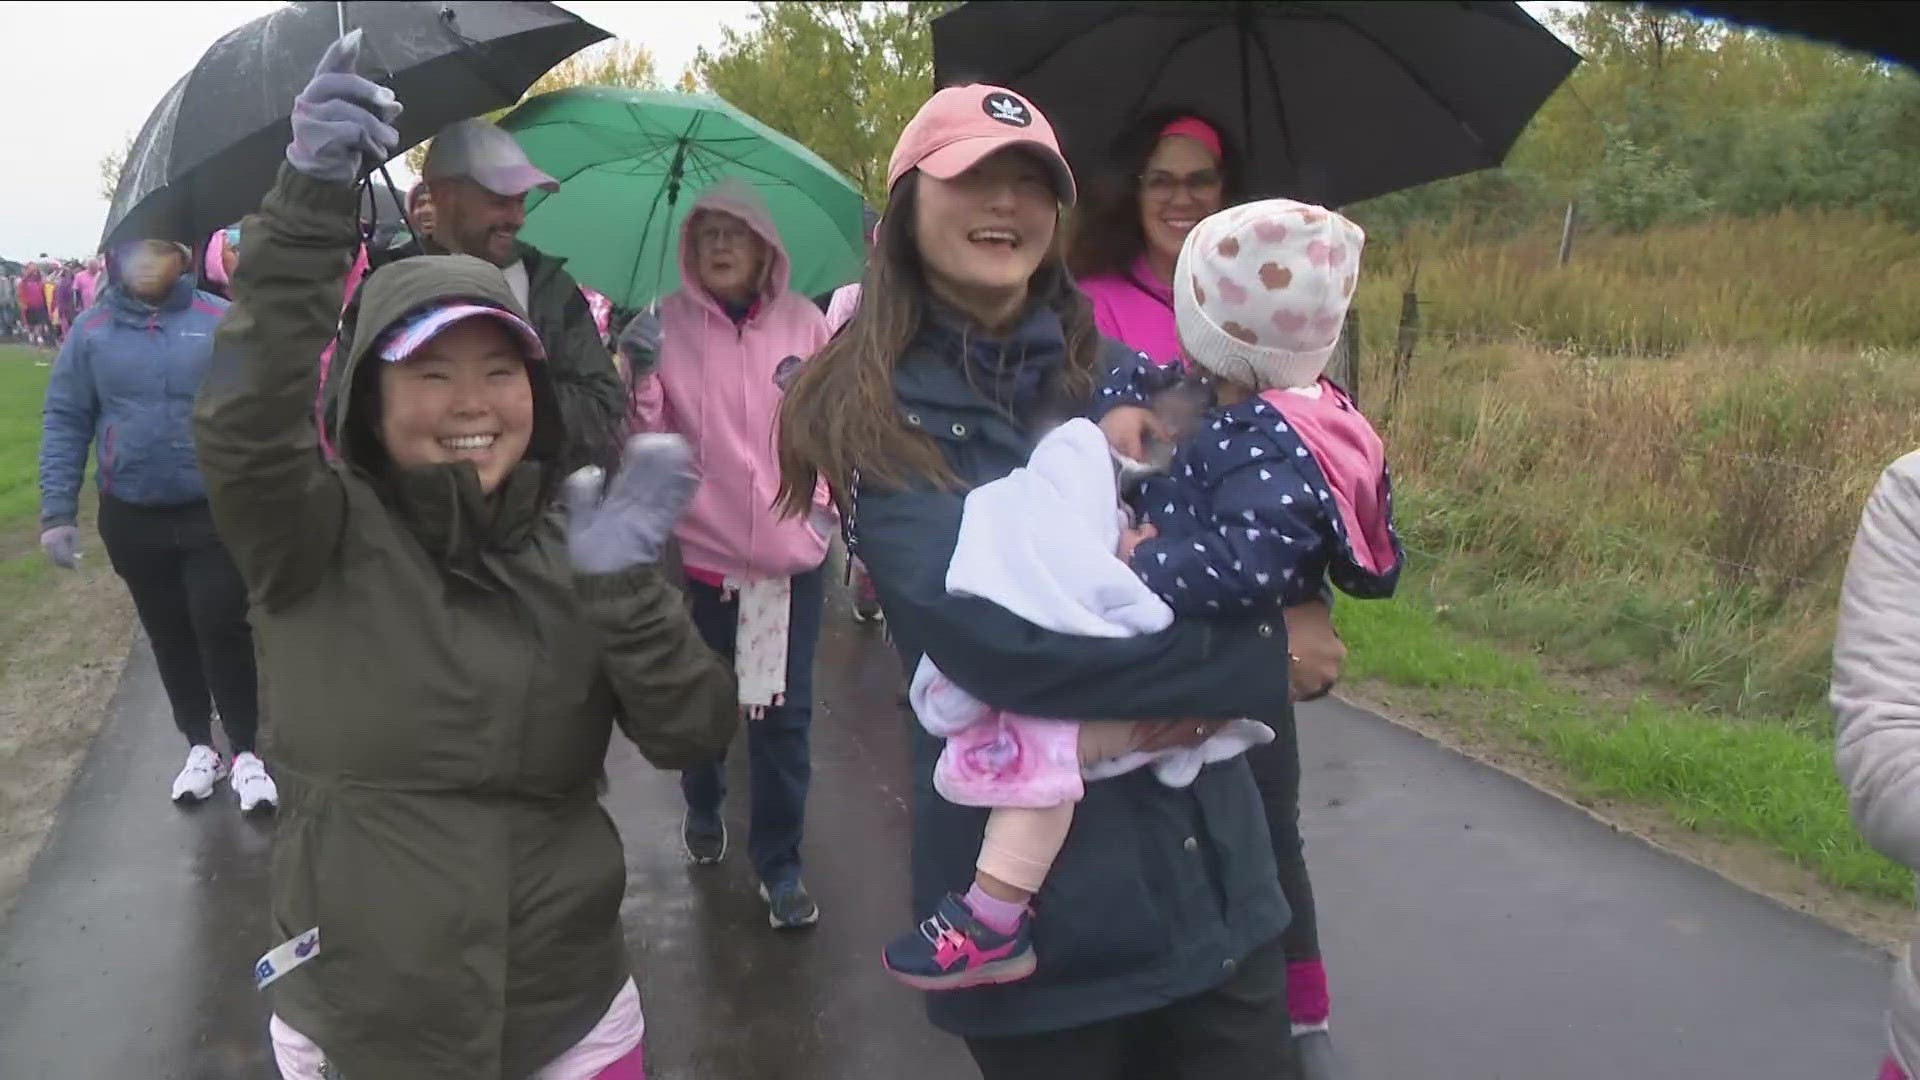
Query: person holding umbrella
326,115,628,478
632,177,835,930
196,33,736,1079
1069,106,1352,1078
38,238,276,812
775,83,1301,1078
1068,107,1241,366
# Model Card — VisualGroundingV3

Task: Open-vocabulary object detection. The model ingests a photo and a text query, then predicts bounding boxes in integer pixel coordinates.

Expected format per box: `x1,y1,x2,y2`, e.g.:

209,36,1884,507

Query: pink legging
1883,1058,1907,1080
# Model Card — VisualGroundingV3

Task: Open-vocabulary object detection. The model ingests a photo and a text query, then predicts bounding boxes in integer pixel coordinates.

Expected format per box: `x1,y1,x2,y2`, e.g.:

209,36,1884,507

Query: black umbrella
101,0,607,252
931,1,1581,207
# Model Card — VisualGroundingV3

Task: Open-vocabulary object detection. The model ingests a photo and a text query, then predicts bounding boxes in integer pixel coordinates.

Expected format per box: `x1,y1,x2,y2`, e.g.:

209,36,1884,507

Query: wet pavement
0,584,1899,1079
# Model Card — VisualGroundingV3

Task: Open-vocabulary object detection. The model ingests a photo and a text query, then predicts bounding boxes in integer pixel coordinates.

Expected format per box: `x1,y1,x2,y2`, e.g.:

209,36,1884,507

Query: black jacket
849,311,1294,1039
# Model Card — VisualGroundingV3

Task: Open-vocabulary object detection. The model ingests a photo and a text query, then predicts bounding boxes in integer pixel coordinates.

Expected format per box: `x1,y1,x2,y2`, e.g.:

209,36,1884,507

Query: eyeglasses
1140,169,1225,201
695,222,754,247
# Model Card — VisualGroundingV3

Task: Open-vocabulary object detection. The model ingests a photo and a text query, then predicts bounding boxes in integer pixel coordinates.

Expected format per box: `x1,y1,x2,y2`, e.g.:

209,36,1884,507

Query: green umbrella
497,87,866,310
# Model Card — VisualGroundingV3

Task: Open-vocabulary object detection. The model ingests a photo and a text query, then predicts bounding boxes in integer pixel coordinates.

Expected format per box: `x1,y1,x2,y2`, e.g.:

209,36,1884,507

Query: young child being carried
882,199,1402,993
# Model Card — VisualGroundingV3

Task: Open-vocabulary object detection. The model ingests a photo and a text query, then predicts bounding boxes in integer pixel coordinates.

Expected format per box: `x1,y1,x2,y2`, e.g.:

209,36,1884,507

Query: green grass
0,345,52,534
1333,566,1912,902
0,345,56,645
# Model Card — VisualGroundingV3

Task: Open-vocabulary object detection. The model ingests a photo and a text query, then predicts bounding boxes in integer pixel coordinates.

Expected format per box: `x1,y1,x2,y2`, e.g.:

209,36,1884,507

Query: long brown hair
775,172,1102,518
1065,105,1246,282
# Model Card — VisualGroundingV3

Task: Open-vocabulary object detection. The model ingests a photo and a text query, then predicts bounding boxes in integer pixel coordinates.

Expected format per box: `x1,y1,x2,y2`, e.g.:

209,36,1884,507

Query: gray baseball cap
422,118,559,198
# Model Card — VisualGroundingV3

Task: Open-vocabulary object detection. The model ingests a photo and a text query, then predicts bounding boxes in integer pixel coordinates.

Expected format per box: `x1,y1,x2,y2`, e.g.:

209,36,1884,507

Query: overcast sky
0,1,756,258
0,1,1569,259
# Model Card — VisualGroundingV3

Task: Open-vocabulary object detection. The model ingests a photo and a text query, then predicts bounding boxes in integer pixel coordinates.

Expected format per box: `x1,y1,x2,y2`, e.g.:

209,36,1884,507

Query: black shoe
682,809,727,865
759,879,821,929
1295,1029,1343,1080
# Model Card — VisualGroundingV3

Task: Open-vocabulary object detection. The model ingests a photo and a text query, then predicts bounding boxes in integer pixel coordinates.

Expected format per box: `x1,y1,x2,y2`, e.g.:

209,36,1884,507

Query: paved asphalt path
0,588,1897,1078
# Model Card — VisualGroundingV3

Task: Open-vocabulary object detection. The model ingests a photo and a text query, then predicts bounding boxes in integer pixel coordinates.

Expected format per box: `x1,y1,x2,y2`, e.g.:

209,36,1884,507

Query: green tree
695,2,946,204
1352,3,1920,240
403,40,661,173
98,132,137,203
1585,123,1712,232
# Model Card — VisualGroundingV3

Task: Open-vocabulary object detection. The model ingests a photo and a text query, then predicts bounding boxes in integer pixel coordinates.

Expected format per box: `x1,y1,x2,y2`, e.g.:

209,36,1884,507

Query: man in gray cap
335,117,626,476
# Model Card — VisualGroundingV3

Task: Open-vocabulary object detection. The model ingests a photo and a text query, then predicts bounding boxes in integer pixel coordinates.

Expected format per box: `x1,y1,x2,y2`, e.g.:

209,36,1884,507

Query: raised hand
563,434,702,575
285,29,403,184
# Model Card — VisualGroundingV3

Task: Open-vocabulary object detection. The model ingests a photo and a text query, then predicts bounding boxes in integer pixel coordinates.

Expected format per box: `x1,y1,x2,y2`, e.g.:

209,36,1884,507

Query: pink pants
270,977,645,1079
1883,1057,1907,1080
975,723,1142,894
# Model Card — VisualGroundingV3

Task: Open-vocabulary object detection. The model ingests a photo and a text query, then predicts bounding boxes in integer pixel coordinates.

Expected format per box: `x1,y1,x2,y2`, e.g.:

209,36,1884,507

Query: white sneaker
231,752,279,813
171,745,228,803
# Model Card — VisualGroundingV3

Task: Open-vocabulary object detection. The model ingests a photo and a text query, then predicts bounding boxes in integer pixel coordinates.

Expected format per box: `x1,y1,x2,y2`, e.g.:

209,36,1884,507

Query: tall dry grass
1357,208,1920,356
1361,211,1920,722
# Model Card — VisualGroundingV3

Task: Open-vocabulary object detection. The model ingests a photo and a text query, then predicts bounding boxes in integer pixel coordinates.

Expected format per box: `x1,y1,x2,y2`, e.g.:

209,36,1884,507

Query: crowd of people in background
2,256,103,348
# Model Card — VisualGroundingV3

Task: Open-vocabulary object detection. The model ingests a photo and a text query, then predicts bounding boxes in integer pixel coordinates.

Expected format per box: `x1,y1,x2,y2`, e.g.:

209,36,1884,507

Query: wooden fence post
1558,201,1578,267
1390,282,1420,411
1328,308,1361,402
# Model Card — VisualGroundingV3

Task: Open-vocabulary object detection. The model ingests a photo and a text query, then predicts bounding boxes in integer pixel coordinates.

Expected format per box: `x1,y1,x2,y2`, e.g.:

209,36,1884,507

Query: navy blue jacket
1097,349,1403,613
39,277,229,528
849,309,1293,1039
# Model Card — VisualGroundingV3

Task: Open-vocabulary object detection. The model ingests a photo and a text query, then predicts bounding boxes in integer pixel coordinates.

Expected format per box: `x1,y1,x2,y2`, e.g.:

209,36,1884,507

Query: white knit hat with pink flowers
1173,199,1365,391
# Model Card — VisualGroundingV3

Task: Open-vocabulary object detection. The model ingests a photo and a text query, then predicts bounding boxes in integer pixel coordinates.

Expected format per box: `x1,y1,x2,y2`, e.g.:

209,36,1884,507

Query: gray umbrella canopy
102,0,606,251
932,1,1580,207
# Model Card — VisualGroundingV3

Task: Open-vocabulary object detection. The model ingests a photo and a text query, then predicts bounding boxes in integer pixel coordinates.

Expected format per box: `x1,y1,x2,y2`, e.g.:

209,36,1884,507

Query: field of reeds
1329,208,1920,900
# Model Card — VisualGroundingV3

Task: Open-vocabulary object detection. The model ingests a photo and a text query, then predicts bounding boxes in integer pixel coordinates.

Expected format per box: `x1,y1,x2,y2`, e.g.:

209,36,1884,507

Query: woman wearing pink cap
777,84,1302,1077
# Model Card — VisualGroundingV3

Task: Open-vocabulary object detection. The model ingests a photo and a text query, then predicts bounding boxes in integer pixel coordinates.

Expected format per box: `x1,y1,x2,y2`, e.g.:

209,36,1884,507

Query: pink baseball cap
887,84,1076,206
378,302,546,365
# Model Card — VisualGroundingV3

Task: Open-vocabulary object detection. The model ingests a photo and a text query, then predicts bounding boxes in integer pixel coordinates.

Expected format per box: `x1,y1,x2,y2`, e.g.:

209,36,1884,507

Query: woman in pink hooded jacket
633,178,834,930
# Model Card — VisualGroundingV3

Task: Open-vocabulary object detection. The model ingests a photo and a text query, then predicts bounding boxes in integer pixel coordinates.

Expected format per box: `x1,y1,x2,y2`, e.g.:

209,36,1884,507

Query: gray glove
564,434,701,575
616,310,664,382
285,30,402,185
40,525,81,570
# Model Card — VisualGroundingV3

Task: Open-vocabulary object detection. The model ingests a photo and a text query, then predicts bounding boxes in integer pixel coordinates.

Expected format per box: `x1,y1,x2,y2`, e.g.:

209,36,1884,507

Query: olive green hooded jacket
193,163,736,1080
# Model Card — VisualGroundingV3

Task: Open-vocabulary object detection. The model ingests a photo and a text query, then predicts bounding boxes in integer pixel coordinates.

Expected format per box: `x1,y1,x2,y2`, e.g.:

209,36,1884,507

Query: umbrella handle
374,161,419,250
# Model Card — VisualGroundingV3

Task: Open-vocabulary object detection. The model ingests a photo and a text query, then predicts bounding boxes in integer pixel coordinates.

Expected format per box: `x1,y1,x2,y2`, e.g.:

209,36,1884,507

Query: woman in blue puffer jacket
37,238,277,814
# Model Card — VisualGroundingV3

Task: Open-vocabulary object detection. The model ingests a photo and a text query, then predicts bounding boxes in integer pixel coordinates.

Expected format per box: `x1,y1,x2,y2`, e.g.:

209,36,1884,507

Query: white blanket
911,419,1272,787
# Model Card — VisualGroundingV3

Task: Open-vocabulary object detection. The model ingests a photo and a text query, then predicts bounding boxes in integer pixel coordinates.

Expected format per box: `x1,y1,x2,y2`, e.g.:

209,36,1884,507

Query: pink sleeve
824,284,860,334
584,287,612,339
631,372,666,434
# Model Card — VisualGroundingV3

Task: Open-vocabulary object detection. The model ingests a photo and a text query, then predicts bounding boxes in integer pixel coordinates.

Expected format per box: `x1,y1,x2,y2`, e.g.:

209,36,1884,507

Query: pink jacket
824,282,861,334
634,181,833,583
1079,257,1180,365
74,269,100,311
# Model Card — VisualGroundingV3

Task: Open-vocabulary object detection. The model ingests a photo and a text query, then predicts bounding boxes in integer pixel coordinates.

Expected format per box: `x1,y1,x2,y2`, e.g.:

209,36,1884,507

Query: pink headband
1159,117,1223,161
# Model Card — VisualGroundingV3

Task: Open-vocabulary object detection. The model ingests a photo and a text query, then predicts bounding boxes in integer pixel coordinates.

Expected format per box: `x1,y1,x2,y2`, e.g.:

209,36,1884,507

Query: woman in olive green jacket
191,36,735,1080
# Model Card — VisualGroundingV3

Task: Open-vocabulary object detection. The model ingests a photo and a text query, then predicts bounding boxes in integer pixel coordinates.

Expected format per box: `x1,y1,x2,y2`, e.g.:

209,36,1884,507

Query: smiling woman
370,302,544,495
774,84,1303,1079
1066,106,1245,367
